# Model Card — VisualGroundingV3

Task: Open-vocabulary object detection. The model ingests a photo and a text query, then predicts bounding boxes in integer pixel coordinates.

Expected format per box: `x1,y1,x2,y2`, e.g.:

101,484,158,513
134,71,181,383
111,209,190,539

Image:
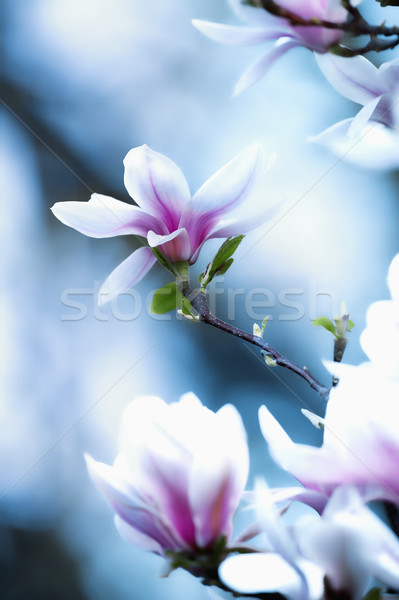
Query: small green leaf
313,317,337,337
261,315,270,335
253,323,262,337
347,319,355,331
151,247,176,276
264,355,277,367
212,235,244,272
200,235,244,288
150,282,183,314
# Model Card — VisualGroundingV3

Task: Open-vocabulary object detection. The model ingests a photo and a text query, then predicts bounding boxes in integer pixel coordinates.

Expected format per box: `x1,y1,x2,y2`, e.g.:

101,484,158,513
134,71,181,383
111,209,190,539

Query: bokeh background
1,1,399,598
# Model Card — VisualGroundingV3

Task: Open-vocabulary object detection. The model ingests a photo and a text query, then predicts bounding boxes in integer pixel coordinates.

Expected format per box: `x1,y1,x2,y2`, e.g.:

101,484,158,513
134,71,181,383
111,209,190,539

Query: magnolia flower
259,360,399,508
51,144,277,304
219,480,324,600
220,485,399,600
360,253,399,377
311,54,399,169
193,0,349,94
296,486,399,600
86,393,249,555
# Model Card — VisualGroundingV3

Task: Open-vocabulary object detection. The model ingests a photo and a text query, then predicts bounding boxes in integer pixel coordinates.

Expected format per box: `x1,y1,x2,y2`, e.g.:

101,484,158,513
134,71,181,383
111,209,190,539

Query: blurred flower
219,479,324,600
221,485,399,600
192,0,348,94
296,486,399,600
361,253,399,377
259,360,399,507
86,393,249,556
311,54,399,169
52,144,277,304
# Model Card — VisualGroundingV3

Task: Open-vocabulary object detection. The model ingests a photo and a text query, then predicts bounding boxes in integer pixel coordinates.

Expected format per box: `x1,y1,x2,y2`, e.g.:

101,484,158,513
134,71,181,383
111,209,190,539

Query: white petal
234,40,298,95
51,193,165,238
114,515,164,555
123,145,191,229
309,118,399,170
258,405,359,490
219,553,322,600
192,19,287,46
98,246,156,305
315,54,383,106
228,0,278,26
191,143,265,214
348,96,382,138
207,197,282,239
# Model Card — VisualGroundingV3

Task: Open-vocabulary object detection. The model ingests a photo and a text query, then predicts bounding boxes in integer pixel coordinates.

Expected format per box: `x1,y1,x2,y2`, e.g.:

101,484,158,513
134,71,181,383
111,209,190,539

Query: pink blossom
259,361,399,508
86,393,249,555
51,144,277,304
221,484,399,600
192,0,349,94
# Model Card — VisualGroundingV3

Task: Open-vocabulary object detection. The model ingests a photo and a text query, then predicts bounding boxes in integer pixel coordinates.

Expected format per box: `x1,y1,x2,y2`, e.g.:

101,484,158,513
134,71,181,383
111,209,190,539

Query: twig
180,284,329,399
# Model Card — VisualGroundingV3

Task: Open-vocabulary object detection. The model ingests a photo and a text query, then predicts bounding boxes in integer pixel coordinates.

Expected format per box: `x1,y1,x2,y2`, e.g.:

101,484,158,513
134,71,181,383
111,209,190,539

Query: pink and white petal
180,144,267,257
309,118,399,170
85,455,178,550
242,486,327,514
315,54,383,105
192,20,288,46
258,405,360,492
269,487,328,514
123,145,191,230
119,396,197,546
147,227,191,262
219,553,323,600
51,193,166,238
189,404,249,547
190,143,265,215
206,199,282,239
98,246,156,306
233,39,298,95
114,515,164,555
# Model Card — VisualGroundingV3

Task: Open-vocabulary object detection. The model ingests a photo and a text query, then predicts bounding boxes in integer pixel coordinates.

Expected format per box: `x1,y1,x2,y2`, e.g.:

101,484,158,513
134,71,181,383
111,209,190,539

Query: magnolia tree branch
250,0,399,55
179,282,329,399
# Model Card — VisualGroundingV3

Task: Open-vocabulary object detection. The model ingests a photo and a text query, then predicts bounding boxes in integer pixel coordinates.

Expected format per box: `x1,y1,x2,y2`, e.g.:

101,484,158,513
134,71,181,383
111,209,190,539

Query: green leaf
212,235,244,271
264,354,277,367
347,319,355,331
150,282,183,314
313,317,337,337
151,247,176,276
200,235,244,288
361,588,382,600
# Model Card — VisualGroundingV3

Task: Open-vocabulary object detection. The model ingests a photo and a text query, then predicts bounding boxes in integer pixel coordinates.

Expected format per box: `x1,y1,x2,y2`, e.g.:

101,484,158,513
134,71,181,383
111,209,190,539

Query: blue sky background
1,1,399,598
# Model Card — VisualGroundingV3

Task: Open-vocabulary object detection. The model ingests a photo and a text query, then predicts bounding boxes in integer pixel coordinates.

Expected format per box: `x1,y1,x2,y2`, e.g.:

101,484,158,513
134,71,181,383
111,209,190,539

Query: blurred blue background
1,0,399,598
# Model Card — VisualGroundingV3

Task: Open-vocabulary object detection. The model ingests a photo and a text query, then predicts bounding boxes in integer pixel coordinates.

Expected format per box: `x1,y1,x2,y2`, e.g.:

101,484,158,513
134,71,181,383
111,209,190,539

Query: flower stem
179,283,329,399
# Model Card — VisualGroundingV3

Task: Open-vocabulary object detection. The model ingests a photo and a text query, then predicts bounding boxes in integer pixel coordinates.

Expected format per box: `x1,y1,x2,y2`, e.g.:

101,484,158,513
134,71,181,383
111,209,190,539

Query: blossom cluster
84,255,399,600
194,0,399,169
51,1,399,599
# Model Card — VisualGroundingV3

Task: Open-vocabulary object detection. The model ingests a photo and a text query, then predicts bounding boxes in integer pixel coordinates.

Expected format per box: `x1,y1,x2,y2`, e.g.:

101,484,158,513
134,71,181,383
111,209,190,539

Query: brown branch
248,0,399,56
180,284,329,399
